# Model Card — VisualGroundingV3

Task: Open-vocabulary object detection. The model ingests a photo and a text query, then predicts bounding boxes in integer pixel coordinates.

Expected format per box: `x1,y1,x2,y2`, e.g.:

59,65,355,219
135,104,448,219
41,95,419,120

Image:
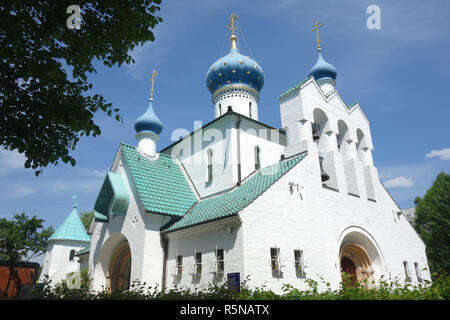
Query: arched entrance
339,242,375,287
108,242,131,291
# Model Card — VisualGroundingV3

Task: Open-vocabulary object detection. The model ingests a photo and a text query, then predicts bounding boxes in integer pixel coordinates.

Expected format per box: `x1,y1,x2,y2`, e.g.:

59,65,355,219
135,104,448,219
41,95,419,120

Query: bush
13,273,450,300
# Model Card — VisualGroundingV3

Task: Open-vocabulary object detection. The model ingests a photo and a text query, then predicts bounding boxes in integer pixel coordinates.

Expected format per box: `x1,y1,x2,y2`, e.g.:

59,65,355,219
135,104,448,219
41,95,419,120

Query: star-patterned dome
206,35,264,95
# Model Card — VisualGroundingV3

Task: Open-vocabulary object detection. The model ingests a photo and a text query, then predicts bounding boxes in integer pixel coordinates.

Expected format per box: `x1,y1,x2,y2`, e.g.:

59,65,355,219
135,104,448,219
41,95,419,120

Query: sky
1,0,449,264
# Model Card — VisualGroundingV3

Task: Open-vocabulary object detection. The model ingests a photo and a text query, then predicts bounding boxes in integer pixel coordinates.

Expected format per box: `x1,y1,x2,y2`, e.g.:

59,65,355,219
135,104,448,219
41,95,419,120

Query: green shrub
13,273,450,300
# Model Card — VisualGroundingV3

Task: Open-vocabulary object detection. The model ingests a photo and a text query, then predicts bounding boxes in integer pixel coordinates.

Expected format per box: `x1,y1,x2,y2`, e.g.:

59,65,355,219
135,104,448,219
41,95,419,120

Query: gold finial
227,13,239,49
311,21,324,51
149,70,158,101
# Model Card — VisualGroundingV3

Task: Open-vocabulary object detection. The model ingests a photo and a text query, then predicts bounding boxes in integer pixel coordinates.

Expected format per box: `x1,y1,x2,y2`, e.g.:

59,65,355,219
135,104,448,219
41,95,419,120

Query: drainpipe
236,115,242,185
161,233,168,294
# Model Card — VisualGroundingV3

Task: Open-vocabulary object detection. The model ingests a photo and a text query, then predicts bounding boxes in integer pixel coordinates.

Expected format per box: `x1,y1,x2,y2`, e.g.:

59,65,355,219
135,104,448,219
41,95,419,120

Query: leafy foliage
414,172,450,277
0,1,163,175
0,213,54,297
80,211,94,231
15,273,450,300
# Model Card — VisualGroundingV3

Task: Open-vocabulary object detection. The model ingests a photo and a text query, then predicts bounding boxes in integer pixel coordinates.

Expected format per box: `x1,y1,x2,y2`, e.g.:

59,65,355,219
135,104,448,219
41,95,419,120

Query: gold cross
227,13,239,35
311,21,324,51
149,70,158,100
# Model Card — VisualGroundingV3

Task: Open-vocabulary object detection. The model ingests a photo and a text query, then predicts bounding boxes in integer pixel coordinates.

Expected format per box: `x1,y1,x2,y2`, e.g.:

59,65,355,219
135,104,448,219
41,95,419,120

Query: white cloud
383,176,414,188
5,184,35,199
0,148,26,175
426,148,450,161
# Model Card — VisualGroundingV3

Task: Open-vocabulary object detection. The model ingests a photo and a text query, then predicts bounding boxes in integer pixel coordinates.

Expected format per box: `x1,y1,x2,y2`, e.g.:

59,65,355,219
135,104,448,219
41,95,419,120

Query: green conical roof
49,206,91,243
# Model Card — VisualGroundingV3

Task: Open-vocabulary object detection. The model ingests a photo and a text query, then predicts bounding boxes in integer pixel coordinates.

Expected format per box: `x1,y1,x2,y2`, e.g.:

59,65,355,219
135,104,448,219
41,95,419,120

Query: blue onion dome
309,51,337,81
134,99,163,135
206,35,264,95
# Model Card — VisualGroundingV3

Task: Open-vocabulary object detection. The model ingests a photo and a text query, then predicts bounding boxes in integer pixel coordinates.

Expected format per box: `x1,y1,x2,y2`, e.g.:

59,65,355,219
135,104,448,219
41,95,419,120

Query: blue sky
1,0,449,263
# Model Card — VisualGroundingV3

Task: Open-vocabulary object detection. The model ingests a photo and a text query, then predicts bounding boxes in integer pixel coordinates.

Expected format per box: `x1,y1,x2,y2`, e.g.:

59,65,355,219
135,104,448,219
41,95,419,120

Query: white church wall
40,240,88,286
165,216,244,291
238,120,286,180
163,117,236,198
239,152,430,294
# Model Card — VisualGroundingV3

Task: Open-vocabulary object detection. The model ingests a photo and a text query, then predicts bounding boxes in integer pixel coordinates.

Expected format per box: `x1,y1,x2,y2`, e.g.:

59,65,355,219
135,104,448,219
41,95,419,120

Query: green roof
121,143,197,217
94,172,130,222
164,152,307,232
75,246,90,256
278,78,310,100
49,207,91,243
347,102,359,110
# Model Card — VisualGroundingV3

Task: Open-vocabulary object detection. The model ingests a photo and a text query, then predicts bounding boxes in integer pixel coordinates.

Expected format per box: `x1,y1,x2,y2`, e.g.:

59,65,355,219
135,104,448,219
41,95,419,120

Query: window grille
270,247,284,275
414,262,422,283
403,261,411,282
294,249,305,277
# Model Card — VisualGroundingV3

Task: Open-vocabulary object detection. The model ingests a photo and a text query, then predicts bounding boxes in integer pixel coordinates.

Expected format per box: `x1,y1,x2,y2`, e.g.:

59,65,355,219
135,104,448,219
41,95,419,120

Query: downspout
161,233,168,294
236,115,242,185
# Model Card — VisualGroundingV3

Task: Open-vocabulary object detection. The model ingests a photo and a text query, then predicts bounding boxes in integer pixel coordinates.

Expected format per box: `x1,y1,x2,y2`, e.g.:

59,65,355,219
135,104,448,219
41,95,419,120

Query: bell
319,157,329,182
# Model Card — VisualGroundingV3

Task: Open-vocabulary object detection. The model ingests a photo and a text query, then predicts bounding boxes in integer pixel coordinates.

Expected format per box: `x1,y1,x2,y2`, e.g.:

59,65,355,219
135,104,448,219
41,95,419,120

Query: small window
294,249,304,276
69,249,76,261
249,102,252,118
270,247,281,273
195,251,202,275
176,255,183,277
403,261,411,282
414,262,422,283
206,149,213,183
254,146,261,170
216,248,224,274
218,104,222,116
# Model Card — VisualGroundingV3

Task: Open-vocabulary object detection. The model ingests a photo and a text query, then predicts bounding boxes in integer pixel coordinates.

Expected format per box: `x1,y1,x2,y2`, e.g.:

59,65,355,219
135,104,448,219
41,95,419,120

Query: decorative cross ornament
149,70,158,100
227,13,239,35
311,21,324,51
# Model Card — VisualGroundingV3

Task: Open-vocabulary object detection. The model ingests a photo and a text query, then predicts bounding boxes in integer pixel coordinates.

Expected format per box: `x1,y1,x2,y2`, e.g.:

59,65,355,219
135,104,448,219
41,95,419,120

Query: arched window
218,104,222,116
249,102,252,118
206,149,213,183
254,146,261,170
69,249,76,261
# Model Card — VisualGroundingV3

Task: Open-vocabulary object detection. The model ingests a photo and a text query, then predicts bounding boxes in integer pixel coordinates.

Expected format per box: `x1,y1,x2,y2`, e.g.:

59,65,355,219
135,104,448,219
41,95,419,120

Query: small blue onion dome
134,100,163,135
206,41,264,94
309,51,337,81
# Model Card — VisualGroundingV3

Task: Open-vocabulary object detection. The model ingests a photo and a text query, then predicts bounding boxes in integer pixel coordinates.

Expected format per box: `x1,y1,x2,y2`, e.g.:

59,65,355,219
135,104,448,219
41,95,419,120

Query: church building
40,16,431,293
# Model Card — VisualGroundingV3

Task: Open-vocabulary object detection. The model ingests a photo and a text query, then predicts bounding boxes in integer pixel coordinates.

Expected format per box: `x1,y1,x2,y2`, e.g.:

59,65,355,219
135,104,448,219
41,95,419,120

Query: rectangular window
255,146,261,170
294,249,304,276
403,261,411,282
176,255,183,277
414,262,422,283
270,247,281,273
216,248,224,274
195,252,202,275
249,102,252,118
218,104,222,116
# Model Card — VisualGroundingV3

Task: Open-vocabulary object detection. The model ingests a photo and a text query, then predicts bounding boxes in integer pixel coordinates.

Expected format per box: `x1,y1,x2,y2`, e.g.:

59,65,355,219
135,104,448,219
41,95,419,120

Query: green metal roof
49,207,91,243
94,172,130,222
75,246,90,256
278,78,310,100
164,152,307,232
121,143,197,217
347,102,359,110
